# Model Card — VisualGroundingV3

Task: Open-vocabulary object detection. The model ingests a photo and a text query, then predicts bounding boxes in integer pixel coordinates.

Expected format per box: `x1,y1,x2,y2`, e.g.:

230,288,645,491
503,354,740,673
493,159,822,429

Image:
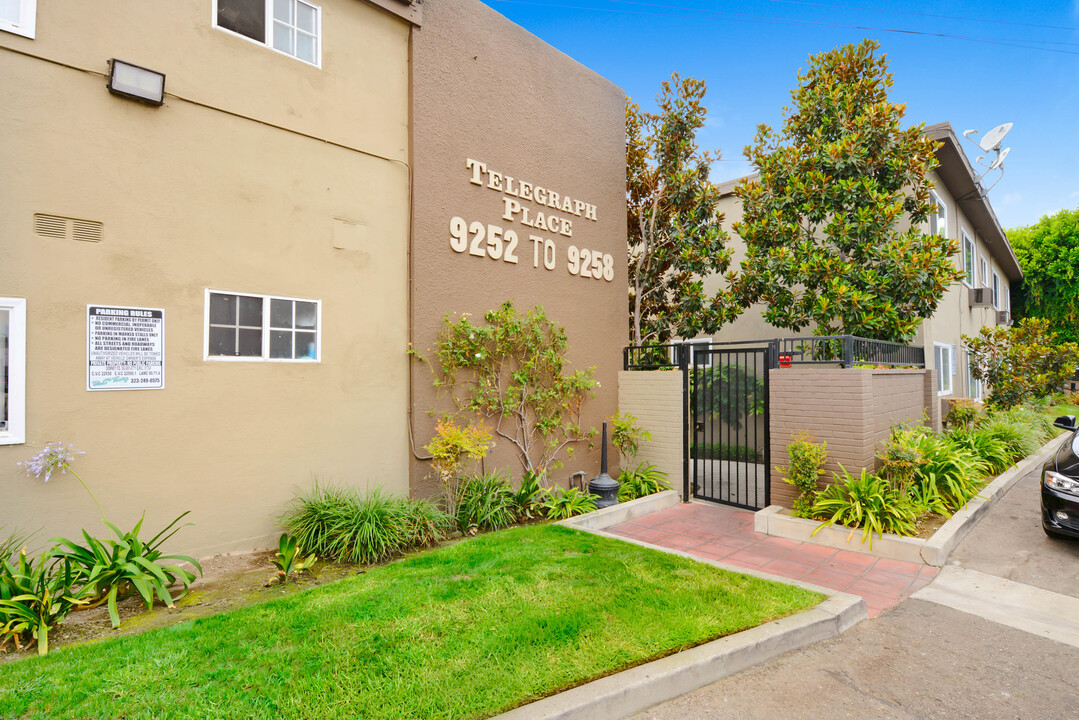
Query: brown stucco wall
769,368,933,508
0,0,412,557
409,0,627,495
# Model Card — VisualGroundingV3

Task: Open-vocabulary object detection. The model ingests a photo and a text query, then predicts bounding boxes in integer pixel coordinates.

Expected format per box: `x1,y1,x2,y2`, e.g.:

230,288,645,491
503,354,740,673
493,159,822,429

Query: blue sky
486,0,1079,230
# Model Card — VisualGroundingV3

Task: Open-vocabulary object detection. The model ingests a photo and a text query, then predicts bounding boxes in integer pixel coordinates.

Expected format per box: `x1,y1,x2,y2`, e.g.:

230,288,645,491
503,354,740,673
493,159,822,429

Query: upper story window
0,298,26,445
978,255,988,289
992,270,1001,309
960,231,976,288
215,0,321,66
928,190,948,238
0,0,35,38
205,290,320,361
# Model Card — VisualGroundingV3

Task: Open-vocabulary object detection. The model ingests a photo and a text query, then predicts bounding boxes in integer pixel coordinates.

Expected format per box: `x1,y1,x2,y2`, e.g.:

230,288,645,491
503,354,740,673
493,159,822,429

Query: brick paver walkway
607,501,938,618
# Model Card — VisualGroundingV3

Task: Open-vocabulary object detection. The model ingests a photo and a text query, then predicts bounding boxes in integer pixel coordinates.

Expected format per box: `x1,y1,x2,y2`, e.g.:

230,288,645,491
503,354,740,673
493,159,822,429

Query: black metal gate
689,344,771,510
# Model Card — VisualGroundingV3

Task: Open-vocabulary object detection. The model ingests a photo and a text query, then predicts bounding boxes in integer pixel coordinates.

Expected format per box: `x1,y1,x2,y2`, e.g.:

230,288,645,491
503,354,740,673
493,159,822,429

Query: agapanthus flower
18,442,84,482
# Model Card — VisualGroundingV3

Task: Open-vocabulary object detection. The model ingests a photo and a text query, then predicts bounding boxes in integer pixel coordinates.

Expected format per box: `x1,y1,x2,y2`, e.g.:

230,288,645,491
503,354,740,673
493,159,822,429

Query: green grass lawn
1047,404,1079,421
0,524,823,720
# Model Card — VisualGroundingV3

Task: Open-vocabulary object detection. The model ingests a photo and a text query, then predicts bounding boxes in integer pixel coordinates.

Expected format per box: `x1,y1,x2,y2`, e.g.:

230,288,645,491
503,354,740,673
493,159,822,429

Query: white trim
929,190,948,238
991,270,1002,310
934,342,953,396
0,298,26,445
978,254,988,290
203,288,321,363
960,230,976,289
967,353,982,401
212,0,322,68
0,0,36,39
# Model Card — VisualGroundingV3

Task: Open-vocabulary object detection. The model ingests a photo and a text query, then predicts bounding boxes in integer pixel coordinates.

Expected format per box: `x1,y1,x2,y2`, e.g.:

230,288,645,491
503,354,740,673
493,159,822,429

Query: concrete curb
556,490,681,531
755,435,1063,567
497,493,867,720
492,589,864,720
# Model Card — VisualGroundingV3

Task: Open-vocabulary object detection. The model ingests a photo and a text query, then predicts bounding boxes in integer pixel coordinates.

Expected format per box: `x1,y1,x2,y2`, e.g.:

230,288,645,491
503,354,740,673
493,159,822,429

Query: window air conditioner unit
997,310,1011,325
969,287,993,308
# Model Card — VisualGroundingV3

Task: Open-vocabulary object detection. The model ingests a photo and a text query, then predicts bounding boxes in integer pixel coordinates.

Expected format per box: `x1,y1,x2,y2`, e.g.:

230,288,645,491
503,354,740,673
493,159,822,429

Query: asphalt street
628,465,1079,720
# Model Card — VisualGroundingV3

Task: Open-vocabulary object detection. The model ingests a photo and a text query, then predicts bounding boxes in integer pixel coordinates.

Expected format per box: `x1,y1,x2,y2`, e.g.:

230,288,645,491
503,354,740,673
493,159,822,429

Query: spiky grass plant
455,472,518,534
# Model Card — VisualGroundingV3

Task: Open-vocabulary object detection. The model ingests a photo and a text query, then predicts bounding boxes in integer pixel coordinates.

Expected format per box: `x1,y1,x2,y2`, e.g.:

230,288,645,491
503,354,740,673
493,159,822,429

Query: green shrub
51,513,201,629
282,483,452,565
976,405,1055,462
0,549,88,655
455,472,518,534
272,533,317,584
778,433,828,518
877,425,929,497
947,429,1013,475
810,466,917,546
964,318,1079,408
617,463,672,502
944,399,983,431
514,470,548,521
543,487,597,520
610,411,652,460
910,434,986,511
691,443,761,462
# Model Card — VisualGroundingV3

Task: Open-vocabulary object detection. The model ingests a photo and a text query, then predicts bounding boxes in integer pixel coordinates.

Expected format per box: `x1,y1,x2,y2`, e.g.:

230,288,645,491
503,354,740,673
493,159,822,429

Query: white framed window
960,231,976,288
928,190,948,238
204,290,320,362
0,298,27,445
1003,283,1010,312
966,353,982,400
934,342,954,396
214,0,321,66
992,270,1001,309
979,255,988,289
0,0,35,39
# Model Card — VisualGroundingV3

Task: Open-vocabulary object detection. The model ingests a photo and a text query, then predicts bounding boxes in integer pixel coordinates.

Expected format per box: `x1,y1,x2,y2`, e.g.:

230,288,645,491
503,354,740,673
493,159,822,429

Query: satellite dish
988,147,1010,172
978,123,1012,152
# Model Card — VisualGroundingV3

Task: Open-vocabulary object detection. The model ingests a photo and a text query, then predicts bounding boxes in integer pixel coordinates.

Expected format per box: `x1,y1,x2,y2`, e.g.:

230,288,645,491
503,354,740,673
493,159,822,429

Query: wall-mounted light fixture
107,59,165,106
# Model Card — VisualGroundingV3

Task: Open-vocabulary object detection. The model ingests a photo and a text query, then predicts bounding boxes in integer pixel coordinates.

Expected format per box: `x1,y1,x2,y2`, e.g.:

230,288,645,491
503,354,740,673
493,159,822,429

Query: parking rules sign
87,305,164,391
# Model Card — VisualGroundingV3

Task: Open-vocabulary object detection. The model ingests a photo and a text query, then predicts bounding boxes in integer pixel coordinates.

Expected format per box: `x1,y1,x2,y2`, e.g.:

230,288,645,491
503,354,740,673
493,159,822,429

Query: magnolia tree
627,74,738,346
732,39,960,343
964,318,1079,408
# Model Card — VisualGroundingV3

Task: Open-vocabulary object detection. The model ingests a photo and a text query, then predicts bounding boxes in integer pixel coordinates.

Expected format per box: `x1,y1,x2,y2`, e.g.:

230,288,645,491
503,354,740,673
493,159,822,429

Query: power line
490,0,1079,56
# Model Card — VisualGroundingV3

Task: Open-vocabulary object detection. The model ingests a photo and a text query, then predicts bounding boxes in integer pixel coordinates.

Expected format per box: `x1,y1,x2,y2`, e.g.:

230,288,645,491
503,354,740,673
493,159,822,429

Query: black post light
588,422,619,508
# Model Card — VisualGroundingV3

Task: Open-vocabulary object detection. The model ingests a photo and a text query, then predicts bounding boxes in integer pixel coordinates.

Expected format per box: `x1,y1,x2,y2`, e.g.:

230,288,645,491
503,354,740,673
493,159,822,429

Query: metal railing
623,343,685,371
773,335,925,368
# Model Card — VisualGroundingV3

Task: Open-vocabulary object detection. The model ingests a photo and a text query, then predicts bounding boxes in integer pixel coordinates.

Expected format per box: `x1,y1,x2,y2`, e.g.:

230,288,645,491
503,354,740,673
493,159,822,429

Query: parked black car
1042,415,1079,539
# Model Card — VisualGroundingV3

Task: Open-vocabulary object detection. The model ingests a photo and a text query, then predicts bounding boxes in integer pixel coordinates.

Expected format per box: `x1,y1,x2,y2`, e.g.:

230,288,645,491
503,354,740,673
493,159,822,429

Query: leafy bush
617,463,671,502
51,513,201,629
610,411,652,460
691,443,761,462
964,318,1079,408
514,470,548,522
947,430,1013,475
455,472,518,534
0,550,88,655
424,419,491,513
779,433,828,518
810,466,917,547
944,399,983,431
976,405,1055,462
543,487,597,520
282,483,452,565
272,533,316,584
910,434,986,512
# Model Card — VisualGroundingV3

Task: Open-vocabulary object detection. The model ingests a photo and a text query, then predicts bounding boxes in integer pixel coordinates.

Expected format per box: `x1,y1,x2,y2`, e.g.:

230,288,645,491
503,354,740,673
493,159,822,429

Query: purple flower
18,442,84,482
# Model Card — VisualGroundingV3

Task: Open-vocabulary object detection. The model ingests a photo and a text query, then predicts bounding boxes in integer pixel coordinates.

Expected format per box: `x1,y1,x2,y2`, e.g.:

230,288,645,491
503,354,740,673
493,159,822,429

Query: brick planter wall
769,368,936,508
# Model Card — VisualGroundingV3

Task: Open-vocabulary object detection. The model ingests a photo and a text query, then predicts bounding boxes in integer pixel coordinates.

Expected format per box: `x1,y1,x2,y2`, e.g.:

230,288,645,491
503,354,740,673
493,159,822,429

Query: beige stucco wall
769,368,933,508
0,0,412,557
617,371,684,498
409,0,627,496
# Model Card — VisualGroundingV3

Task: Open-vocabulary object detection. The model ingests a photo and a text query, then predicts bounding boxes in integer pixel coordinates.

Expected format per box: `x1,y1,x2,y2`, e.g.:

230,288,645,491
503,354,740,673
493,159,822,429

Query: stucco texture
0,0,412,557
409,0,628,496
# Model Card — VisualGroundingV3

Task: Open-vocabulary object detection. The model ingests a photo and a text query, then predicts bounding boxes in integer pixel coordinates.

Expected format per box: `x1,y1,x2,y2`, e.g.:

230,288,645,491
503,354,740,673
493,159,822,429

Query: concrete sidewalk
607,501,936,617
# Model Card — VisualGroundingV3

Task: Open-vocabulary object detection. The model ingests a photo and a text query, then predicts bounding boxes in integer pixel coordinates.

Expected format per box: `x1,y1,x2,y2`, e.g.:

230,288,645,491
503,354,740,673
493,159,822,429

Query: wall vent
33,214,103,243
